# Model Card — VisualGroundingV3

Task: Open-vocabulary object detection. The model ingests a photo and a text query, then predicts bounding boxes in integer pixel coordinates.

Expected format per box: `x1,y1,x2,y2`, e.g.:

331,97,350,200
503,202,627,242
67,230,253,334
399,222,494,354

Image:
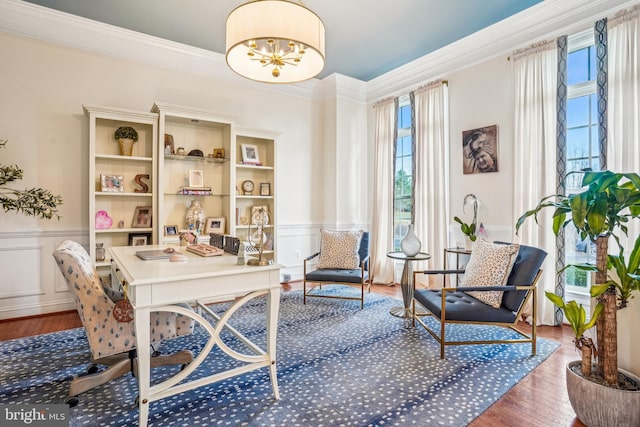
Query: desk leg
267,287,281,399
135,307,151,427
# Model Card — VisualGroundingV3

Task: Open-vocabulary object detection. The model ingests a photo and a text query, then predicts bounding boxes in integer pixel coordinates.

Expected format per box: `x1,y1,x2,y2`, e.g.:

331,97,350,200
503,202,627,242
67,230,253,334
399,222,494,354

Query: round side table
387,251,431,318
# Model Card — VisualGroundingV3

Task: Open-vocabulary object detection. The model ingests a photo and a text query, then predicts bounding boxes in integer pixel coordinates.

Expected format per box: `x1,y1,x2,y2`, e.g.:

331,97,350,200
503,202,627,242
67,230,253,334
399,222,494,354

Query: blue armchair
412,241,547,358
303,231,370,308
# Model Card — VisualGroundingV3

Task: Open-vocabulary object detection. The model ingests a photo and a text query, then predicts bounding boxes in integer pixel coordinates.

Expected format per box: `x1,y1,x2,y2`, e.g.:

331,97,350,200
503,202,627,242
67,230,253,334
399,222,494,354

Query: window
393,98,413,250
564,30,599,292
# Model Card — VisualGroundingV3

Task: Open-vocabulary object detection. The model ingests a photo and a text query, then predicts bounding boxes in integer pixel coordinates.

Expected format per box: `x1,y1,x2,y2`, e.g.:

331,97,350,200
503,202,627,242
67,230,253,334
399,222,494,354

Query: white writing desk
109,245,281,427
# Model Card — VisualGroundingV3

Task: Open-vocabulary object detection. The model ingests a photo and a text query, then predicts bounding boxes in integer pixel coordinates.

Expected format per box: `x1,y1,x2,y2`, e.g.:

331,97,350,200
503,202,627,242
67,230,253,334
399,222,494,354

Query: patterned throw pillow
459,239,520,308
317,230,363,270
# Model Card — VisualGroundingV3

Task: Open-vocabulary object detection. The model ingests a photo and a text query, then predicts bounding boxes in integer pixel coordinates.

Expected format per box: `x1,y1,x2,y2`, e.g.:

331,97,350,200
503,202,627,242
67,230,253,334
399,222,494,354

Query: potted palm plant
516,170,640,426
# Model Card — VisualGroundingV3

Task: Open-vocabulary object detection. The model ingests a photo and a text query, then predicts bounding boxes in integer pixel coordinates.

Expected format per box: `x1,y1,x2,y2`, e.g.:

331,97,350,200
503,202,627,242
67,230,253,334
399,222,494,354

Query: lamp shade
226,0,325,83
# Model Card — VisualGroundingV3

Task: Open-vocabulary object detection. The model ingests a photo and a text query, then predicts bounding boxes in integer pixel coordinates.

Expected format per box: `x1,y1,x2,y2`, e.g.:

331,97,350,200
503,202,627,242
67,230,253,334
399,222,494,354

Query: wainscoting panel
0,245,44,299
0,231,86,320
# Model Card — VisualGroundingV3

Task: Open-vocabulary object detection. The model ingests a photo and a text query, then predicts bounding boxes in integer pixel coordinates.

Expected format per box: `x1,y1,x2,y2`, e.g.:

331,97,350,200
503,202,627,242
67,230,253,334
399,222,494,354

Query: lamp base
247,258,272,266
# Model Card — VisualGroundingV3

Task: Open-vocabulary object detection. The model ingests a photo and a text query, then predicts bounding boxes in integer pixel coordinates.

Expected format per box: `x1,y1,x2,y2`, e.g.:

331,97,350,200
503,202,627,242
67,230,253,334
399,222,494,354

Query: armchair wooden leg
303,279,307,305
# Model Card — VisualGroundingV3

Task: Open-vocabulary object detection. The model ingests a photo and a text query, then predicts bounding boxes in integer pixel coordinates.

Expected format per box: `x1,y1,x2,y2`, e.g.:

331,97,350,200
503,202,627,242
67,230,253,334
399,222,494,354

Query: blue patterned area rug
0,288,558,426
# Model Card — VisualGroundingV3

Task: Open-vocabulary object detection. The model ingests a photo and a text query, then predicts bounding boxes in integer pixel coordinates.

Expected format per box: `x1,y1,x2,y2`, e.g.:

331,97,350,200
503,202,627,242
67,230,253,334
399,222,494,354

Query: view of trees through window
393,101,413,250
564,31,599,291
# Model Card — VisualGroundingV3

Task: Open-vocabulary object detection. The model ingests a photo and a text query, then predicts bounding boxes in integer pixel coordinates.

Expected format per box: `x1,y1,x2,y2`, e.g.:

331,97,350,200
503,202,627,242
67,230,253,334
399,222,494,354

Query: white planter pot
566,360,640,427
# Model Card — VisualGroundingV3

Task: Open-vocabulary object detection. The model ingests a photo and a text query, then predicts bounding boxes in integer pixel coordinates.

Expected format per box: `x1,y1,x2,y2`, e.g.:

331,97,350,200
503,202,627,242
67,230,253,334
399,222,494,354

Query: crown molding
0,0,319,99
366,0,638,102
2,0,636,103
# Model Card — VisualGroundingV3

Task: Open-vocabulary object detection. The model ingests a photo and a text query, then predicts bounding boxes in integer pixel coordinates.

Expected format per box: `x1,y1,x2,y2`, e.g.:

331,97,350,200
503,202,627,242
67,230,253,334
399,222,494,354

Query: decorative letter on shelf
134,174,150,193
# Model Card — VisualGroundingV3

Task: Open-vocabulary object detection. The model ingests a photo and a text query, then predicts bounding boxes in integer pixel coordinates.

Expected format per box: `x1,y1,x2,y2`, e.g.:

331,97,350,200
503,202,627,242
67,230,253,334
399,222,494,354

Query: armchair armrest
418,269,465,275
305,252,320,262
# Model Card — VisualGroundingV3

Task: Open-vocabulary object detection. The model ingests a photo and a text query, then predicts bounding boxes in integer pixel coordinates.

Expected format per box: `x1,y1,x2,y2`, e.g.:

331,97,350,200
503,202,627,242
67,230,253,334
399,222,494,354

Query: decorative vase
400,224,421,257
95,243,105,262
185,200,205,235
464,236,474,250
117,138,135,156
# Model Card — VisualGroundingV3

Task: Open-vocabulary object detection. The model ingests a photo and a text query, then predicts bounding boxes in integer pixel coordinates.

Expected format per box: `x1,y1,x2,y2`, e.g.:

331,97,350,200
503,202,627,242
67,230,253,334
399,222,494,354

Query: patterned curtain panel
412,81,449,279
606,5,640,252
555,35,568,326
595,18,608,169
511,39,559,326
370,97,398,284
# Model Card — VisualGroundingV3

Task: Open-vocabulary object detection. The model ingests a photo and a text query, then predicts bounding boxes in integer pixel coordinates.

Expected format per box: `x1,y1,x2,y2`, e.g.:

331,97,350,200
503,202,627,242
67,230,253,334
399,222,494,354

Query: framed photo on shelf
240,144,261,165
212,148,225,159
128,232,151,246
132,206,152,228
164,225,178,235
188,170,204,187
260,182,271,196
164,134,175,155
100,174,124,192
204,217,225,234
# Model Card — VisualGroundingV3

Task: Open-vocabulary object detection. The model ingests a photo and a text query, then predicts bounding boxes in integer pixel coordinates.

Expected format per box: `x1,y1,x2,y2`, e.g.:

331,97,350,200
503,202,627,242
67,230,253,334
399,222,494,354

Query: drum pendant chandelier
226,0,326,83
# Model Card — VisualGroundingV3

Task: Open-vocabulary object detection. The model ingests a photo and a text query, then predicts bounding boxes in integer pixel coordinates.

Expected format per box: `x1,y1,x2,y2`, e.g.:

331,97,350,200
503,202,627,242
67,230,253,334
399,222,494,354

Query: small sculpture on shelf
247,207,271,266
114,126,138,156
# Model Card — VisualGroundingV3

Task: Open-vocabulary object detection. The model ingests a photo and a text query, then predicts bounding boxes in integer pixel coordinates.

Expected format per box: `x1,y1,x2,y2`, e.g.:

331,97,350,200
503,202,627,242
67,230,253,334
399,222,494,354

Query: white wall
0,32,326,317
447,55,516,242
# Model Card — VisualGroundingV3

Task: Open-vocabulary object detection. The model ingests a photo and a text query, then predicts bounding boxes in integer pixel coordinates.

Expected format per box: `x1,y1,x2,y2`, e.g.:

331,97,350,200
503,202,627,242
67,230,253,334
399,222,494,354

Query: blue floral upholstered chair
412,239,547,359
303,230,370,309
53,240,195,406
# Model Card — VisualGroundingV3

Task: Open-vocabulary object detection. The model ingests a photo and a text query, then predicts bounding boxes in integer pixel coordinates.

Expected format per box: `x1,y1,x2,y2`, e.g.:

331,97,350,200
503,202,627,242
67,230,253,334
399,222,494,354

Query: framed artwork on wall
462,125,498,174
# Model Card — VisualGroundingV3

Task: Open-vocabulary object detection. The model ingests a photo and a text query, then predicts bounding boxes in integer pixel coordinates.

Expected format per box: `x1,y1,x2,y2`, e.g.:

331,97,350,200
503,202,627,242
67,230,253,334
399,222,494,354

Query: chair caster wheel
87,364,99,374
152,350,161,357
181,363,188,371
65,396,79,407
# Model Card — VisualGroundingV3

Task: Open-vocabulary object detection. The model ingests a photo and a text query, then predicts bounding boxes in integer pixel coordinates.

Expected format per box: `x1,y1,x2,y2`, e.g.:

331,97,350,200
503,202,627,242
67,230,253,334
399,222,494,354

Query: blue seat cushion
415,289,517,323
306,268,368,284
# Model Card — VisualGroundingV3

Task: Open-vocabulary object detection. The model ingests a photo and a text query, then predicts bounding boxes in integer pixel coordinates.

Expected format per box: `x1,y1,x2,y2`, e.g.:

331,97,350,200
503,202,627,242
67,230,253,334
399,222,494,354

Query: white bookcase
152,103,234,245
84,105,158,270
233,127,278,264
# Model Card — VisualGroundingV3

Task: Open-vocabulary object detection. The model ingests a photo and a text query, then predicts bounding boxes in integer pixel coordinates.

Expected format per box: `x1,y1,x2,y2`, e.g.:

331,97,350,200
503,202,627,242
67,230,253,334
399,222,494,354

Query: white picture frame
188,169,204,187
240,144,261,165
100,174,124,192
205,217,225,234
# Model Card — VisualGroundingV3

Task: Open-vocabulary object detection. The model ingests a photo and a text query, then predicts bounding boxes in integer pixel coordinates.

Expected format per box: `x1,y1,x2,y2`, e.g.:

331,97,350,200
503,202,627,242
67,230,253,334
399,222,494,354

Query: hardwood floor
0,282,584,426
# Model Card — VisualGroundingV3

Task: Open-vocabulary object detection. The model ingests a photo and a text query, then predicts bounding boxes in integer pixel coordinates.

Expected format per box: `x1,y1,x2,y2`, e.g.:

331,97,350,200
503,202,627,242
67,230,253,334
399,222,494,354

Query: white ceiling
21,0,543,81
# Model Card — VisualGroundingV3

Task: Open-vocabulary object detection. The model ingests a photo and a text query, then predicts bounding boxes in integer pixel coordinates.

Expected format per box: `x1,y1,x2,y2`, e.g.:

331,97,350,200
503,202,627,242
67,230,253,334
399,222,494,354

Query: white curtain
607,6,640,248
370,97,397,284
413,82,449,283
511,40,559,325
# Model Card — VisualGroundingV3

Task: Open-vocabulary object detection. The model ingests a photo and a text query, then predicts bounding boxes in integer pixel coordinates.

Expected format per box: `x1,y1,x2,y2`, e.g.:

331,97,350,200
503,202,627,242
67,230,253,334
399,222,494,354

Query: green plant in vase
453,216,476,241
114,126,138,156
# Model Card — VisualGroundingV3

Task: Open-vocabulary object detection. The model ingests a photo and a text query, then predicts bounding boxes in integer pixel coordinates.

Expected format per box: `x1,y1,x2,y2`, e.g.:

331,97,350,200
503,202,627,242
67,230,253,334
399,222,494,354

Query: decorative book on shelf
179,186,212,195
186,244,224,257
